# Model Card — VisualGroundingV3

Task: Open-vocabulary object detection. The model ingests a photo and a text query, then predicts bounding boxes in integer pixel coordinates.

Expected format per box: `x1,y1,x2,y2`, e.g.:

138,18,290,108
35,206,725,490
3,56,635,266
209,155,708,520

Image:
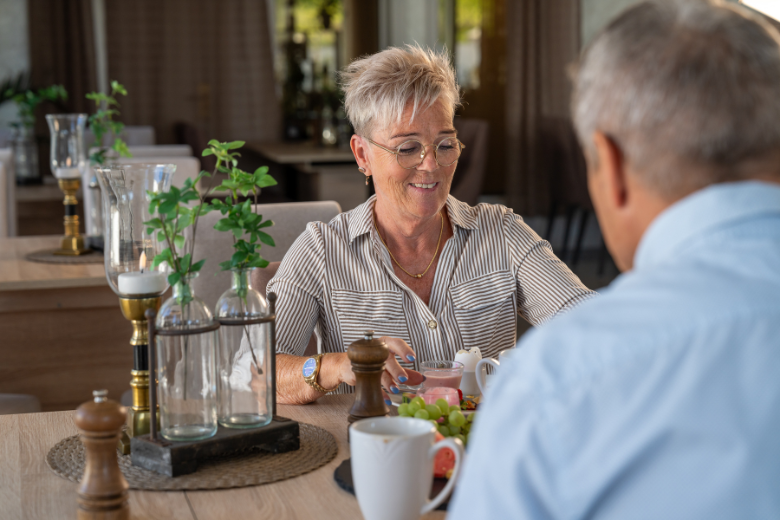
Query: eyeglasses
365,137,465,170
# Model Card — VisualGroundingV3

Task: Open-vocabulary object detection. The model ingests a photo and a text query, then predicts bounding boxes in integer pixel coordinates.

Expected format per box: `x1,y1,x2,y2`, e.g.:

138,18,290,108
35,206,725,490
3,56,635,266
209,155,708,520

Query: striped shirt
268,195,595,380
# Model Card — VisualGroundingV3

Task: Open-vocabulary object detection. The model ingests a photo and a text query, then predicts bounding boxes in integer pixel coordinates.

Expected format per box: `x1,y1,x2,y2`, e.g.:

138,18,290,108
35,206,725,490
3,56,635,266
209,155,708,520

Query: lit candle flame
139,251,147,273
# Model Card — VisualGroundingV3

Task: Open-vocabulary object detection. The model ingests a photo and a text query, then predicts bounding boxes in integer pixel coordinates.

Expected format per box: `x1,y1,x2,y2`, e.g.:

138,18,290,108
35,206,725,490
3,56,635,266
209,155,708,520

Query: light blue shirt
450,182,780,520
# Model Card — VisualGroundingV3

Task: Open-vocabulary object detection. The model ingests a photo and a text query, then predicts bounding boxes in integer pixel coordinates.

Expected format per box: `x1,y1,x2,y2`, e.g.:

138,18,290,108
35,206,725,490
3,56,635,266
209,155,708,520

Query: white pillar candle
55,167,82,179
117,271,167,296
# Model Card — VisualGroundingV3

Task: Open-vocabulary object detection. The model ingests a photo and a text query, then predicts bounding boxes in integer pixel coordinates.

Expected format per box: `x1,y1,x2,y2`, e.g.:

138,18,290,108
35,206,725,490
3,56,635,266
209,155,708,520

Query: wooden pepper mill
74,390,130,520
347,330,390,423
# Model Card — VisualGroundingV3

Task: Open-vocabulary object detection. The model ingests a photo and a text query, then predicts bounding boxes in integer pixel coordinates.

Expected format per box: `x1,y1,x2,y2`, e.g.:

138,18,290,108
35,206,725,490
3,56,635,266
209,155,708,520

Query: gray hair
340,45,461,137
572,0,780,198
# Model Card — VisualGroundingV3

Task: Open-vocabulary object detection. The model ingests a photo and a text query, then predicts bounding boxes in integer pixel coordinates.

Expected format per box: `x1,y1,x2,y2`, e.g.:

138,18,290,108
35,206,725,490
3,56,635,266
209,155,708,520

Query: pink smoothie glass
417,360,464,406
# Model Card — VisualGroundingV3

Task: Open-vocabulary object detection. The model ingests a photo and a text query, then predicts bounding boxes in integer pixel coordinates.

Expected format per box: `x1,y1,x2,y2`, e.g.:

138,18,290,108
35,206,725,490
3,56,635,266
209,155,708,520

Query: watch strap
304,354,339,394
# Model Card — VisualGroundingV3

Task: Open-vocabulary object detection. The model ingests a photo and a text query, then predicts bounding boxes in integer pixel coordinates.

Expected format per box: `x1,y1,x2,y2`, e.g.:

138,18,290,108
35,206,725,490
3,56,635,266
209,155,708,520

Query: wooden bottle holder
131,294,300,477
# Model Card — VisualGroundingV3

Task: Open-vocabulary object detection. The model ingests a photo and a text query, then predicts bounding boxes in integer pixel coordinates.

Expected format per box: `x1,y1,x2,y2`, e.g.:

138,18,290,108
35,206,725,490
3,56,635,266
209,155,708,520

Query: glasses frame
365,137,465,170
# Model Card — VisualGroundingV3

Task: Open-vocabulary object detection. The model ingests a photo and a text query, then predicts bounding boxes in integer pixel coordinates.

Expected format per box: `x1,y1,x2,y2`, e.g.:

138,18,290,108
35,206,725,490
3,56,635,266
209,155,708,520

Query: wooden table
246,141,368,211
0,236,133,411
246,141,356,169
0,395,447,520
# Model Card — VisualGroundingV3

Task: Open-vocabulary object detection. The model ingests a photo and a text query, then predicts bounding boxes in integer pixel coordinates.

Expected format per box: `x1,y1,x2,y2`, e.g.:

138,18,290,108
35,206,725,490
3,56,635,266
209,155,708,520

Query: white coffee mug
350,417,464,520
476,348,515,395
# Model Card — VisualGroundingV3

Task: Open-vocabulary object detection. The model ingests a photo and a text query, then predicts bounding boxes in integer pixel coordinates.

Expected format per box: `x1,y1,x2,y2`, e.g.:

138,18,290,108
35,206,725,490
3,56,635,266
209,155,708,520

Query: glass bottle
12,125,40,185
215,268,273,429
156,274,219,441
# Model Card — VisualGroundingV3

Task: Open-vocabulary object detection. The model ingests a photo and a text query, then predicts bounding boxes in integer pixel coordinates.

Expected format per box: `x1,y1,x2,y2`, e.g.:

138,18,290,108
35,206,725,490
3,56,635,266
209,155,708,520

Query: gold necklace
374,212,444,279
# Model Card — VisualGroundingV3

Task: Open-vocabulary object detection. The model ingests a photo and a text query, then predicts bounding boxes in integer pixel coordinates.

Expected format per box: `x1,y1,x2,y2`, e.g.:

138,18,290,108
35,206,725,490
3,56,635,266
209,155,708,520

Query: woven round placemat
45,423,338,491
26,249,103,265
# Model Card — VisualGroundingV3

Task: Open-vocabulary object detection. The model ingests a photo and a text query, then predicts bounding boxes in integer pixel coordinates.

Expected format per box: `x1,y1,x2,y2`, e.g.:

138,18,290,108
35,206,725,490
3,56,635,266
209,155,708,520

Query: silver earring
358,167,366,173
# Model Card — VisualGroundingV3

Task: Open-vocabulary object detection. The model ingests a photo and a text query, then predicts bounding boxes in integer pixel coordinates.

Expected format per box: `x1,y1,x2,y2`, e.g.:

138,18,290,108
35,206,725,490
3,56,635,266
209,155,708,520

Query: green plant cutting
207,140,277,298
86,80,131,165
144,173,212,307
11,84,67,129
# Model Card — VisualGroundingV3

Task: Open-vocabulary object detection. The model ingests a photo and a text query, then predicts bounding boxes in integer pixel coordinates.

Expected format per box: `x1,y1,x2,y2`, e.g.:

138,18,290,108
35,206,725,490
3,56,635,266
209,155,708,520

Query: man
450,1,780,518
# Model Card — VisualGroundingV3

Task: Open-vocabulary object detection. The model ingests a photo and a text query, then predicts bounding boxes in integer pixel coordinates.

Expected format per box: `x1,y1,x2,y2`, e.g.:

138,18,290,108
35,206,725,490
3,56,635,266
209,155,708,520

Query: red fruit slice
433,432,456,479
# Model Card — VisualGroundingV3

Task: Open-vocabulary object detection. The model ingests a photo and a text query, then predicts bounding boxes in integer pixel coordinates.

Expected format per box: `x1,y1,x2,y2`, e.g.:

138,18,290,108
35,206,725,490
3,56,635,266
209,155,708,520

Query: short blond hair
340,44,461,137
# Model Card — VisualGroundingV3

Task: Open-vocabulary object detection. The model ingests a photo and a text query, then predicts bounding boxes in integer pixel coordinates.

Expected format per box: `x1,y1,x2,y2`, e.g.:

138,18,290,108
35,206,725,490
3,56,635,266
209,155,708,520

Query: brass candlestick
117,296,162,454
348,330,390,423
54,177,90,256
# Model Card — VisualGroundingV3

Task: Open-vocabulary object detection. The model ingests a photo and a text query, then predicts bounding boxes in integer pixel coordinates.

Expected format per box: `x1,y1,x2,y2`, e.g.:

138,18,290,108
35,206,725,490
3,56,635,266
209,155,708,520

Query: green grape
455,434,466,444
411,396,426,409
436,399,451,415
397,403,410,416
449,405,461,414
448,424,461,436
438,425,450,436
425,404,442,420
414,409,430,420
467,412,476,423
408,402,421,415
430,420,439,427
449,410,466,427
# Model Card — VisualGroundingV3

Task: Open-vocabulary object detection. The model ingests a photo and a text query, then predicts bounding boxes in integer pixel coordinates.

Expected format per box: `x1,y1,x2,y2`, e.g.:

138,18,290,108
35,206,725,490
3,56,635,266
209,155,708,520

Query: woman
268,45,595,405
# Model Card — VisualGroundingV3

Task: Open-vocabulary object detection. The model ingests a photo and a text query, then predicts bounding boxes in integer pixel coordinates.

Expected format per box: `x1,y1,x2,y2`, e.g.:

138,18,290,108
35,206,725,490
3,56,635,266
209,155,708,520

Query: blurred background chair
0,163,7,238
451,118,489,207
83,156,201,236
190,200,341,312
84,125,156,150
0,149,15,237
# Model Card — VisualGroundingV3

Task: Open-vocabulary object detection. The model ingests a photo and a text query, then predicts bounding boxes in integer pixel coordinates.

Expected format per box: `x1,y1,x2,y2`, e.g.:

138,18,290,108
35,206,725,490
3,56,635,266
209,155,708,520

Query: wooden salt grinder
74,390,130,520
348,330,390,423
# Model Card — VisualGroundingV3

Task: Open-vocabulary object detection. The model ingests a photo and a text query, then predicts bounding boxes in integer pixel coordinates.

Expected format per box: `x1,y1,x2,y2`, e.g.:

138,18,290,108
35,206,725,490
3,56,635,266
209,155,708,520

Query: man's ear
592,131,629,210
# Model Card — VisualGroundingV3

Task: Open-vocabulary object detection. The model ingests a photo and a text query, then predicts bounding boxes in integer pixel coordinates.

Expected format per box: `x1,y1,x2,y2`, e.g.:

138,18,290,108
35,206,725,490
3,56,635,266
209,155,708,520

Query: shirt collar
635,181,780,270
348,195,479,243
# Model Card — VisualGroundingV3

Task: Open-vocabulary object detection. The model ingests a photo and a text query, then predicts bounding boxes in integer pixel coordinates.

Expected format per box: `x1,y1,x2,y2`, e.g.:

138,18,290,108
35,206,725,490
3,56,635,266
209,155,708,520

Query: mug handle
475,358,500,395
421,437,465,515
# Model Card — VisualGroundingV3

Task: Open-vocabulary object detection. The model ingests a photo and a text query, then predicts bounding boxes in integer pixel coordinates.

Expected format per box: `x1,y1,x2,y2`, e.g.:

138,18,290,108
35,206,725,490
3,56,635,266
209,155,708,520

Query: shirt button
428,320,437,330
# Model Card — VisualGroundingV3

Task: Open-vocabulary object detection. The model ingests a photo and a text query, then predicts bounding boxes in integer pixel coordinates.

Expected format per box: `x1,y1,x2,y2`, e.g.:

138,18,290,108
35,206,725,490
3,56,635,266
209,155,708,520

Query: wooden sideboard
0,236,134,411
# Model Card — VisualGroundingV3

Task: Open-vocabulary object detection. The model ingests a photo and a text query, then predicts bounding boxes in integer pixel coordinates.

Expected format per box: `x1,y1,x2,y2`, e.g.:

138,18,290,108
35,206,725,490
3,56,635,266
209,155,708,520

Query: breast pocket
331,289,412,348
450,271,517,354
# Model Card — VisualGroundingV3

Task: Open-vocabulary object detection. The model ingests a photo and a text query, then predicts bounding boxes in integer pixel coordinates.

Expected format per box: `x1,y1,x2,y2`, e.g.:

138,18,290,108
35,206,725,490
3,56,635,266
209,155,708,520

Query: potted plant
8,83,67,184
207,140,278,429
84,80,132,242
85,80,131,165
144,155,219,441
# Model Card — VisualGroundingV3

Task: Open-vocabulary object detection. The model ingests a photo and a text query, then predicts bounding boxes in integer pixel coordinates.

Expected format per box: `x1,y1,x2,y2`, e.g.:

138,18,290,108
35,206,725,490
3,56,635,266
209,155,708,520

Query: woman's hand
336,336,424,402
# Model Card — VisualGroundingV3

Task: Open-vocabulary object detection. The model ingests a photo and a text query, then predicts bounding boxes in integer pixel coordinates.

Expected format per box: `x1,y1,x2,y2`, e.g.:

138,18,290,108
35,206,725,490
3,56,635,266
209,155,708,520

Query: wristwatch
302,353,339,394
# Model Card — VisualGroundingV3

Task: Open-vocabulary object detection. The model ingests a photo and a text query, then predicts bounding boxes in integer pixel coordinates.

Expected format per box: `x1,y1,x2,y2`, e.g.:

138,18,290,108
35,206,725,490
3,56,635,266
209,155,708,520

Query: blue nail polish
422,376,427,382
384,399,392,405
406,355,416,362
398,376,408,383
391,386,400,394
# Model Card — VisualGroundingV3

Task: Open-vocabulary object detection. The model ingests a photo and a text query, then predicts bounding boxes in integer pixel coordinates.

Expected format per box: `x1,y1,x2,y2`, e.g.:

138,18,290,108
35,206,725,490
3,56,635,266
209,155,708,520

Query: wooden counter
0,395,447,520
0,236,133,411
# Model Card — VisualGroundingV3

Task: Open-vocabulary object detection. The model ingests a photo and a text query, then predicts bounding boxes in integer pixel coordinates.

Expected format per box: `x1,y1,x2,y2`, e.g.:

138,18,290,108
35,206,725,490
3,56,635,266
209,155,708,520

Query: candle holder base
117,297,163,454
53,233,89,256
54,178,89,256
130,417,300,477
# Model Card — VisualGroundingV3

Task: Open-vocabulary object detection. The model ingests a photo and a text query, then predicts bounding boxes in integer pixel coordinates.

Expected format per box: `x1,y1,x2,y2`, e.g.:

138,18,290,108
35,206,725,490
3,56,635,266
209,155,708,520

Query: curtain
28,0,97,116
104,0,281,145
505,0,580,215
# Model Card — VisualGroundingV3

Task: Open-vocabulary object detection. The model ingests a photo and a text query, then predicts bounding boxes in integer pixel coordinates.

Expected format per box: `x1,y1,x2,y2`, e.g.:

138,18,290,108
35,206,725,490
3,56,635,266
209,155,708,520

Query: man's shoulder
515,261,780,396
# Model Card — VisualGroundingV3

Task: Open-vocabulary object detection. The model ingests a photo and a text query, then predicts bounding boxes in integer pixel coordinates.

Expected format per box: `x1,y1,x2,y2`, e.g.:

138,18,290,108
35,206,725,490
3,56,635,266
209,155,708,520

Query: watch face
302,357,317,378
